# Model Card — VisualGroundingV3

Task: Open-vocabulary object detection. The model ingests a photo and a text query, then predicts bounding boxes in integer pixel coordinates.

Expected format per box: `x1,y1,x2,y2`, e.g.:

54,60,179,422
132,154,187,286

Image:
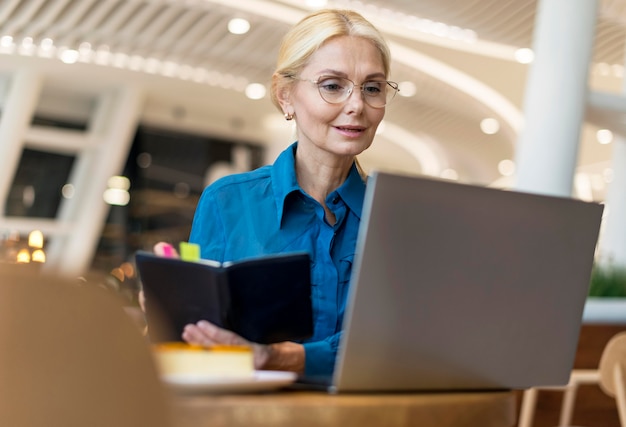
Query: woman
179,8,398,377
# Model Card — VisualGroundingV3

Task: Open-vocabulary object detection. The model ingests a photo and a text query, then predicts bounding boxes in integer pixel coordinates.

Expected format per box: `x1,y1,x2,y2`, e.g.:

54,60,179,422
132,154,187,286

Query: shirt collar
335,163,366,220
271,142,367,224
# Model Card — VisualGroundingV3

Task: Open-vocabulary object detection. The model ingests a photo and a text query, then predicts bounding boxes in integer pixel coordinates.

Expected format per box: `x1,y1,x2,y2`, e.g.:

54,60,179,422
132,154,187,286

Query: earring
284,112,294,121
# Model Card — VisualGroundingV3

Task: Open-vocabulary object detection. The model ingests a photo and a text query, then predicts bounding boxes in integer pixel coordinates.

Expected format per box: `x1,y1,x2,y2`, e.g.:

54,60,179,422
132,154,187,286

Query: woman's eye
363,82,383,94
319,79,345,92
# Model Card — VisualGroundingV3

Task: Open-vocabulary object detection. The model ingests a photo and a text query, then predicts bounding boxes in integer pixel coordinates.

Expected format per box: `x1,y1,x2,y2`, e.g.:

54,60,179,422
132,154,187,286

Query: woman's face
283,36,387,160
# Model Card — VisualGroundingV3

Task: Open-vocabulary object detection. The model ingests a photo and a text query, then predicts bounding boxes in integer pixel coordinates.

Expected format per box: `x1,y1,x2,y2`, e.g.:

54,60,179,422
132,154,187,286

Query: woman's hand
183,320,305,373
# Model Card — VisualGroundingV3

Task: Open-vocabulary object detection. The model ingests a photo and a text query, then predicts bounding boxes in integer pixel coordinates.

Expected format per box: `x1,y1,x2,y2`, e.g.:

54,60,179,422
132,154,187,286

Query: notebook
301,170,604,393
135,251,314,345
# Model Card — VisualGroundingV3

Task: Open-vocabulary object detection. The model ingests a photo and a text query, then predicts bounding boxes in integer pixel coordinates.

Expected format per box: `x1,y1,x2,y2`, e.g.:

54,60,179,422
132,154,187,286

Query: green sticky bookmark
179,242,201,262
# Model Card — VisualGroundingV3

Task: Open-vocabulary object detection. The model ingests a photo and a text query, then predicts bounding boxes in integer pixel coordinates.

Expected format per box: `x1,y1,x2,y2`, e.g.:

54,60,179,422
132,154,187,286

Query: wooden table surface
170,389,516,427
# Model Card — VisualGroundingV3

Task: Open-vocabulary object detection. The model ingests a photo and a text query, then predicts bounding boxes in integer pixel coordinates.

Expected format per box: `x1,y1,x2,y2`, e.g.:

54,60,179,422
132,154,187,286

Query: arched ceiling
0,0,625,198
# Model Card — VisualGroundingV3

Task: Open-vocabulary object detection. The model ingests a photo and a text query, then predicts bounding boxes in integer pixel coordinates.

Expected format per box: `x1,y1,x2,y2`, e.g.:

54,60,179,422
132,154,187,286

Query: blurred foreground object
0,265,172,427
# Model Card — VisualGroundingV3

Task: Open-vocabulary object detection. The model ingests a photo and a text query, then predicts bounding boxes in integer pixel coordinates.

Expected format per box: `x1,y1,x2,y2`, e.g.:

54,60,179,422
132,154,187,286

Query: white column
0,70,43,215
514,0,598,197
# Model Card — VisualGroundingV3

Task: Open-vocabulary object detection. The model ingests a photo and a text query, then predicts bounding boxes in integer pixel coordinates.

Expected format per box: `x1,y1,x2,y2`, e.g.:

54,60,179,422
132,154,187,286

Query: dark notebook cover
135,251,313,344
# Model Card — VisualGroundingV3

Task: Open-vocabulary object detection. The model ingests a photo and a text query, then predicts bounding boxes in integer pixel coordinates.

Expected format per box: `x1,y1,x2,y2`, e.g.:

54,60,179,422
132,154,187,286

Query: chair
518,332,626,427
0,265,173,427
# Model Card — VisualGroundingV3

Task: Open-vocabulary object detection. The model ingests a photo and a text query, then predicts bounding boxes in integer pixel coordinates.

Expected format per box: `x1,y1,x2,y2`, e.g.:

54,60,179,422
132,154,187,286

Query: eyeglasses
292,76,399,108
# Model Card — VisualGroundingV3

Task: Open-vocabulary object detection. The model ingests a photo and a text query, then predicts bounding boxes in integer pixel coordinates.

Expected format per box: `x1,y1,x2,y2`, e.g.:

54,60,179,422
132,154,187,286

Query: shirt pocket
338,253,355,286
337,254,354,319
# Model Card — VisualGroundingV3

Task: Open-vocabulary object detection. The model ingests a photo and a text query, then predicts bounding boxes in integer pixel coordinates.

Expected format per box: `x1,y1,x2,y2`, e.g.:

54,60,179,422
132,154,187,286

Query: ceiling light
192,68,208,83
245,83,266,100
28,230,44,248
128,55,144,71
103,188,130,206
136,153,152,168
178,65,194,80
1,35,13,47
21,37,34,48
40,38,54,51
112,53,128,68
59,48,79,64
143,57,160,74
480,117,500,135
596,129,613,145
62,184,75,199
31,249,46,263
398,81,417,97
108,175,131,191
94,50,111,65
228,18,250,35
161,61,178,77
498,159,516,176
78,41,92,54
19,37,35,55
514,48,534,64
16,249,30,263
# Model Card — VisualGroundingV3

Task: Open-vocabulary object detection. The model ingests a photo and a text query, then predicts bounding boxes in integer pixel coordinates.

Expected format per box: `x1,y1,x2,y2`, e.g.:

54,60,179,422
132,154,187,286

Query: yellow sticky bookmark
179,242,201,262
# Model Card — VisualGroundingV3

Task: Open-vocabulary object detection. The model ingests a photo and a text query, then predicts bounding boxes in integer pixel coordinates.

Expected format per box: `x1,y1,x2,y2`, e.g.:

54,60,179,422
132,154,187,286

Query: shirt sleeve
302,331,342,376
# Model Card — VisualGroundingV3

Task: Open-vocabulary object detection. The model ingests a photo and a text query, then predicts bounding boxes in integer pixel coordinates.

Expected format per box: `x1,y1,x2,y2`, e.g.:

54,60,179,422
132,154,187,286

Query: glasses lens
316,77,353,104
383,81,399,106
362,81,388,108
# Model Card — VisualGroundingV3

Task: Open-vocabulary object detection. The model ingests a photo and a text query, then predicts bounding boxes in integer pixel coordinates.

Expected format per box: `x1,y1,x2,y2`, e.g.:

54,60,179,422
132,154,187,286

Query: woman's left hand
183,320,305,373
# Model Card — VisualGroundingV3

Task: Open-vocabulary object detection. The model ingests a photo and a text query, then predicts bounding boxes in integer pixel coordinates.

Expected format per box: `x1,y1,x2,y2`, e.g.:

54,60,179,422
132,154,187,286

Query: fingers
182,321,249,347
181,321,273,370
154,242,179,258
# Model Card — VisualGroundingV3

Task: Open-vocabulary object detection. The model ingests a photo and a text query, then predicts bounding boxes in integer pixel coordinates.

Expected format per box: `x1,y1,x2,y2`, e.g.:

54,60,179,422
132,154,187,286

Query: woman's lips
335,126,366,136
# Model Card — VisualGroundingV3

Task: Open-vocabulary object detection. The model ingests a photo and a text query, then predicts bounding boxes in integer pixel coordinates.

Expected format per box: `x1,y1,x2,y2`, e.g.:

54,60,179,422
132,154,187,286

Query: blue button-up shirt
189,142,365,376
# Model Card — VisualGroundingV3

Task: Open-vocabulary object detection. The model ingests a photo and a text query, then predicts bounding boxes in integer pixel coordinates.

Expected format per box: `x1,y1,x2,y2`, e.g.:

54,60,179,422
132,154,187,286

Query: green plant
588,266,626,297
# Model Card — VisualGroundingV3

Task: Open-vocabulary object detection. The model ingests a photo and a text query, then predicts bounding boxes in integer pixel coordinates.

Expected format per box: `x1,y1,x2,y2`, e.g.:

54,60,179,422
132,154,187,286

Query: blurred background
0,0,625,296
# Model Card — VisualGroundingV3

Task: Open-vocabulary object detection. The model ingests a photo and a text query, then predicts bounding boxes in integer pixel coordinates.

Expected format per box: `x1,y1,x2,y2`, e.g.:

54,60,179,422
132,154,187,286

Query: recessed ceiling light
59,48,79,64
1,35,13,47
228,18,250,35
514,48,534,64
245,83,266,100
480,117,500,135
596,129,613,145
398,81,417,97
498,159,516,176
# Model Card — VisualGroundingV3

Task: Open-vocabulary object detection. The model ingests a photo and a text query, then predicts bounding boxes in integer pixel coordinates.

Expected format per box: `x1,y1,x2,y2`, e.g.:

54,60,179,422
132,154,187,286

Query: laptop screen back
332,171,603,392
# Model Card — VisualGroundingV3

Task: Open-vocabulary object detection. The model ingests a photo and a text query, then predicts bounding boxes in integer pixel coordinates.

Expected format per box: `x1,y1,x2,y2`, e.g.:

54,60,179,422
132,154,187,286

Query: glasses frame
291,75,399,108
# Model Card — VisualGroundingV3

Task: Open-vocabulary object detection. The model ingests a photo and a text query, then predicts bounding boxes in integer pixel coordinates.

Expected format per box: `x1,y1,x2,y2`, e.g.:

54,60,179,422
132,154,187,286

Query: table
170,389,516,427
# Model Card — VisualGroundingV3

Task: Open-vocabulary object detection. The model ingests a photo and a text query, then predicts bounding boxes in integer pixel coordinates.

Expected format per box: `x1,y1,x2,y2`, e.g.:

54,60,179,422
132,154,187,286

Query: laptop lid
331,171,603,393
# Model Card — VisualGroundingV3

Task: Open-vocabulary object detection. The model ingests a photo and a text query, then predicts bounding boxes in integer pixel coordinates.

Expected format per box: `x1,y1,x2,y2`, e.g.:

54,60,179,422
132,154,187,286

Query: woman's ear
276,85,292,116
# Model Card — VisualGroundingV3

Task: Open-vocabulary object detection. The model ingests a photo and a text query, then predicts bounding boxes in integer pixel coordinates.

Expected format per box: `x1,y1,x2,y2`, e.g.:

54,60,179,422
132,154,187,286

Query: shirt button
332,197,339,204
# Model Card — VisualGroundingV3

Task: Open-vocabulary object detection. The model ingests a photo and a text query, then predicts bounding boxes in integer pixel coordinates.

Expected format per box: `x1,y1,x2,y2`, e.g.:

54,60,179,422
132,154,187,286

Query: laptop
301,170,604,393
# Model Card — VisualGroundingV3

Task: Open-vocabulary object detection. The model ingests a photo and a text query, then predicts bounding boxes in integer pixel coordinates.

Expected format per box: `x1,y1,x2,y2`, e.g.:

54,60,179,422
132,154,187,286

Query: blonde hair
270,9,391,112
